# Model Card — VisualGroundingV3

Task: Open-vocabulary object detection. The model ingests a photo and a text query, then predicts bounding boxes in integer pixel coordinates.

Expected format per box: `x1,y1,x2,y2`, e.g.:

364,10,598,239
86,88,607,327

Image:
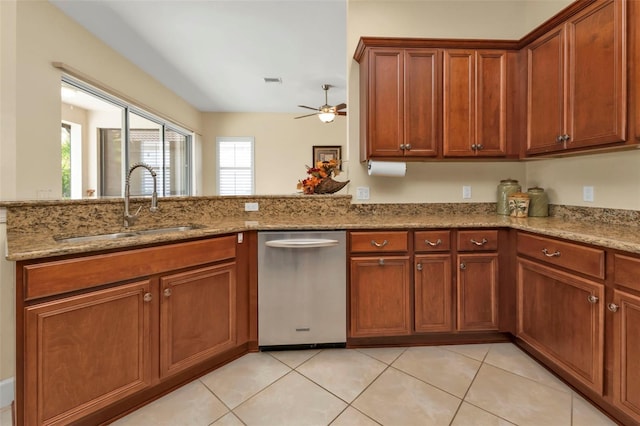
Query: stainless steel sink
55,232,138,244
55,225,202,244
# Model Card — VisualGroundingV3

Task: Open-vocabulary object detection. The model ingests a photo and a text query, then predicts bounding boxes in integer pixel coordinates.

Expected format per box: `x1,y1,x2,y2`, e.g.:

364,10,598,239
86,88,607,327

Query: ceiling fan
295,84,347,123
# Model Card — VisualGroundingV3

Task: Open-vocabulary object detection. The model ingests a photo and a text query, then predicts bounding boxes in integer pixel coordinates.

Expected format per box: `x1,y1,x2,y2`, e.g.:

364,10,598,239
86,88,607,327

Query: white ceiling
50,0,347,114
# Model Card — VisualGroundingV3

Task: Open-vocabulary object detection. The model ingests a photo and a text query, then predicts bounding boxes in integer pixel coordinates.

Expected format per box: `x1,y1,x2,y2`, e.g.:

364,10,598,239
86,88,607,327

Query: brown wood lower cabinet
457,253,499,331
414,254,453,332
16,235,250,426
160,263,236,378
349,256,411,337
610,289,640,419
24,281,152,426
517,257,604,394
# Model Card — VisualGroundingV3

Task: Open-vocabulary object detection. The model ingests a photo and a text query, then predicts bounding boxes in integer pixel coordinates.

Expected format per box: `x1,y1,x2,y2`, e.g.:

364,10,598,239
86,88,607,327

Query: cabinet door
611,290,640,420
415,254,453,332
443,50,475,157
475,50,507,156
24,281,152,426
566,0,625,150
526,26,565,155
366,49,404,158
160,263,236,378
405,49,440,157
457,253,498,331
349,256,411,337
517,258,604,393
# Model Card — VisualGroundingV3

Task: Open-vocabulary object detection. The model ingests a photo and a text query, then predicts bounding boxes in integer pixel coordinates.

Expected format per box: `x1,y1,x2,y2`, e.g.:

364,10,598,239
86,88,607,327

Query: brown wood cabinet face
443,50,507,157
526,0,626,156
366,49,404,158
415,254,453,332
350,231,409,253
526,27,565,155
404,49,440,157
349,256,411,337
457,254,499,331
24,281,151,426
517,258,604,393
160,263,236,378
414,230,451,252
457,230,499,251
611,290,640,420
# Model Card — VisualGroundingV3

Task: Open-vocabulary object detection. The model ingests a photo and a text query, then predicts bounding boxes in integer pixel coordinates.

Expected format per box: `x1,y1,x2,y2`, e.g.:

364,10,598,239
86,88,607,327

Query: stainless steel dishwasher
258,230,346,349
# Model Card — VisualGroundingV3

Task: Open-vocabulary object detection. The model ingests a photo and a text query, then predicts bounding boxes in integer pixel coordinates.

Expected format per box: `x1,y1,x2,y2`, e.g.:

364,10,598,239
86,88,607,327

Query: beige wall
202,112,348,196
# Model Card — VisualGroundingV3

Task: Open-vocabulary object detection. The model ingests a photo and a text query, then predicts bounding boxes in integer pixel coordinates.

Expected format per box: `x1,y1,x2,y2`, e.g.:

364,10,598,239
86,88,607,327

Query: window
61,76,192,198
216,137,254,195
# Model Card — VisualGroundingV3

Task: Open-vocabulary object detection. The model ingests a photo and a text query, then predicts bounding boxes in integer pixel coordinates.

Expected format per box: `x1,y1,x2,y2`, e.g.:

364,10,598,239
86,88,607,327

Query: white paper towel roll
367,160,406,177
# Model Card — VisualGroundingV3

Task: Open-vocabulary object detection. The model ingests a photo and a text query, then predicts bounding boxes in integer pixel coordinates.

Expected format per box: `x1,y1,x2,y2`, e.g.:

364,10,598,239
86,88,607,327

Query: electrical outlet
583,186,594,202
244,202,259,211
462,186,472,199
356,187,370,200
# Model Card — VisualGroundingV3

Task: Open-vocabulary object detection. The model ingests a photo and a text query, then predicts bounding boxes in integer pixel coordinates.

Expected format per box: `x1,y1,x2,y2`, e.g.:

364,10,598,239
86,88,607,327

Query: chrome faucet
124,162,158,227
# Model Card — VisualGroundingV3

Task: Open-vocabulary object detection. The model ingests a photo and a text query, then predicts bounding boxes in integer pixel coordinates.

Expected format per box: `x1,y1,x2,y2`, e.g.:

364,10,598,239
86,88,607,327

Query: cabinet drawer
414,230,451,252
350,231,408,253
23,236,237,300
614,254,640,292
457,230,498,251
517,233,604,279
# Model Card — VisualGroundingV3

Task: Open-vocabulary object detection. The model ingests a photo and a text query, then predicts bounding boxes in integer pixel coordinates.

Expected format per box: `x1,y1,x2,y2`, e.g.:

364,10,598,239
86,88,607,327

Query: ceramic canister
497,179,521,215
508,192,530,217
527,187,549,217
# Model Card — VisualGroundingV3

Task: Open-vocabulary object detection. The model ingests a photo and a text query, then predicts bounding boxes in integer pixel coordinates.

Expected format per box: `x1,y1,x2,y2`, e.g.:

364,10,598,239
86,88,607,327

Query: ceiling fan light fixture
318,111,336,123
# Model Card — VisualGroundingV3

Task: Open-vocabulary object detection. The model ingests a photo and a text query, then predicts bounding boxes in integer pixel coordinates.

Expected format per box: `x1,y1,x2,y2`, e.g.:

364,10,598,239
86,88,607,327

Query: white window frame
216,136,255,195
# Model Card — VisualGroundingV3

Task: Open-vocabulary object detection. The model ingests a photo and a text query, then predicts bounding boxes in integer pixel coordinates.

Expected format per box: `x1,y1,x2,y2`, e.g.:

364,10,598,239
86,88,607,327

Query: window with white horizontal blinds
216,137,255,195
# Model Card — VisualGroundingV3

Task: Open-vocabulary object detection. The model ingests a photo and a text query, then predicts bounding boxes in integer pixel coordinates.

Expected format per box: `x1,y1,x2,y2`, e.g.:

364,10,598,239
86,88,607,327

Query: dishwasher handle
265,238,340,249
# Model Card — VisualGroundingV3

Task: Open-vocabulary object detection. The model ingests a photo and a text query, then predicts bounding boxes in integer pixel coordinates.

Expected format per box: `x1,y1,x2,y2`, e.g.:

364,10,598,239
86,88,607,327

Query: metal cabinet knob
416,263,423,271
587,294,599,304
400,144,406,150
556,135,564,143
460,263,466,270
378,258,385,266
476,144,484,150
608,303,619,312
143,292,152,302
405,144,412,150
163,288,172,297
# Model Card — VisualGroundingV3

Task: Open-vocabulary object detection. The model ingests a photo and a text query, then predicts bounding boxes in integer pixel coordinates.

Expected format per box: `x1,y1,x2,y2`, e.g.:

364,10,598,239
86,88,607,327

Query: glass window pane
217,138,254,195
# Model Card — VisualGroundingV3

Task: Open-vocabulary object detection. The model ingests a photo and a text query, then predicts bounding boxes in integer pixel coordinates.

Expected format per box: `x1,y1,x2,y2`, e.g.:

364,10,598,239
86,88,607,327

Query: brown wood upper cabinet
358,47,440,160
525,0,626,156
443,50,507,157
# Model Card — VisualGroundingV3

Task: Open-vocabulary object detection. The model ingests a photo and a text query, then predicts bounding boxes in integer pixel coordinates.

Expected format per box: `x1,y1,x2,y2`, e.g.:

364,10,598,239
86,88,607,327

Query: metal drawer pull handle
608,303,619,312
471,238,488,246
371,239,389,248
378,258,385,266
425,239,442,247
542,248,561,257
587,295,599,304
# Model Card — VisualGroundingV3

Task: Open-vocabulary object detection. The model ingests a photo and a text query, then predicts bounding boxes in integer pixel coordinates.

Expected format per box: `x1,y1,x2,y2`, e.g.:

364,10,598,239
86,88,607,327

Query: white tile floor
0,343,615,426
108,343,615,426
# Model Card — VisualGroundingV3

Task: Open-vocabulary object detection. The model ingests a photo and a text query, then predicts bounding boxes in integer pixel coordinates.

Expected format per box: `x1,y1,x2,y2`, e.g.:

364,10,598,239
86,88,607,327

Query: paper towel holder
367,160,407,177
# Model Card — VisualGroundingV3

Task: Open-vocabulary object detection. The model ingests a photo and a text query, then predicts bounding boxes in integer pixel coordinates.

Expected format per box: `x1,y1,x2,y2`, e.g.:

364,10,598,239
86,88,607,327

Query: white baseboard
0,377,14,409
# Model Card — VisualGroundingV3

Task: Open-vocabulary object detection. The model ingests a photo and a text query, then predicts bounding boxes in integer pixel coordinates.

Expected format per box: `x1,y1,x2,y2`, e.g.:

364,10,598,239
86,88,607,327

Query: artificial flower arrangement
297,159,348,194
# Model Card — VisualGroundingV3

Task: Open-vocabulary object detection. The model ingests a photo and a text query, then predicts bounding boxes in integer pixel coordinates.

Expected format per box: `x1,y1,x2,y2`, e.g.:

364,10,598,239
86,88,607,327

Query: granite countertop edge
7,213,640,261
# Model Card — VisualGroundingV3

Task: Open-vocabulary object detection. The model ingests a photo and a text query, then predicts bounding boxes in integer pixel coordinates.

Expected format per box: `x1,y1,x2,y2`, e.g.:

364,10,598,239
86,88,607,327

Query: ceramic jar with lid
527,187,549,217
497,179,521,215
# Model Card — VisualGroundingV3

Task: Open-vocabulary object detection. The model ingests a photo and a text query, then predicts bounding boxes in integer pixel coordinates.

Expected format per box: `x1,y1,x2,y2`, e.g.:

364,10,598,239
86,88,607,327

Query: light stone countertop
7,212,640,261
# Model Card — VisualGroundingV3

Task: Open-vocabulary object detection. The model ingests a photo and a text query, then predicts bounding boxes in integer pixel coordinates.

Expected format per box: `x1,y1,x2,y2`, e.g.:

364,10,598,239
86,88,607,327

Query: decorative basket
314,177,350,194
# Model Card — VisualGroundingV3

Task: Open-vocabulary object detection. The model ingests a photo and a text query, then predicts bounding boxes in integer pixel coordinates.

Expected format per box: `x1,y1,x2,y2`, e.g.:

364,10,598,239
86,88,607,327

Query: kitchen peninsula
5,195,640,425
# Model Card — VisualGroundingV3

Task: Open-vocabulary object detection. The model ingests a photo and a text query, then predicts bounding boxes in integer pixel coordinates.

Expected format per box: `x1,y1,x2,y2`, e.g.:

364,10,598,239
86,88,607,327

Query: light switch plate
583,186,594,202
244,202,259,211
462,186,472,199
356,187,370,200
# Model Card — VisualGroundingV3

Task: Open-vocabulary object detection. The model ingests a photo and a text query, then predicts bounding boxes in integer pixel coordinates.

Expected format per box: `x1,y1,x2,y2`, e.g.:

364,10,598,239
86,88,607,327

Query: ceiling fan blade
298,105,319,111
294,112,319,119
337,111,347,116
334,103,347,111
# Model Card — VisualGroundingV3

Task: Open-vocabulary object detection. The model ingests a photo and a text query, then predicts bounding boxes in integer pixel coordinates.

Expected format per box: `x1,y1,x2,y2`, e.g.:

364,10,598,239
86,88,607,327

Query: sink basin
55,232,138,244
55,225,202,244
137,225,200,235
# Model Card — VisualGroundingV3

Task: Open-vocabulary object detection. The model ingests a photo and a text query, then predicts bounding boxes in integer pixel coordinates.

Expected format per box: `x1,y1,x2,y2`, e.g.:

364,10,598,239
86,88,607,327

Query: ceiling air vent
263,77,282,84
